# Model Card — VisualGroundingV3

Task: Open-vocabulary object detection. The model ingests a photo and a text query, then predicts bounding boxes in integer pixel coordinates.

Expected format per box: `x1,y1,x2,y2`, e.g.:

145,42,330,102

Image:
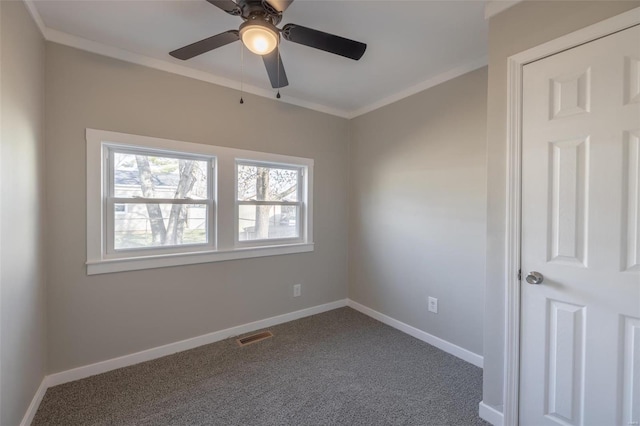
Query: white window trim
86,129,314,275
234,160,307,247
104,144,217,258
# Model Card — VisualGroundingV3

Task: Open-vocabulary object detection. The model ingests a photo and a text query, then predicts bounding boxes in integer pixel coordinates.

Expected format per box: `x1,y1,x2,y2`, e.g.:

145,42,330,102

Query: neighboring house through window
108,148,214,254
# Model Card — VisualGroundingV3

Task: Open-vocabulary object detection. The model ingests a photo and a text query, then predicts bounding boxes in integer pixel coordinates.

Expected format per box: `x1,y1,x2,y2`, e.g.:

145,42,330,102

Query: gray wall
0,1,48,425
45,43,350,373
16,1,638,418
349,67,488,357
483,0,640,410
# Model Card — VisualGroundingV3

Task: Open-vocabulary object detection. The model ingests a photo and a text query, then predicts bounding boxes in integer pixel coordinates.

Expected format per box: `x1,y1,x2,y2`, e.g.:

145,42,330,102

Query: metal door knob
526,271,544,285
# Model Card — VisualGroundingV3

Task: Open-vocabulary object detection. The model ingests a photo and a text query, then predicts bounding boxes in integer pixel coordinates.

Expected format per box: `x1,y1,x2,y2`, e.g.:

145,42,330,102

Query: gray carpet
33,307,488,426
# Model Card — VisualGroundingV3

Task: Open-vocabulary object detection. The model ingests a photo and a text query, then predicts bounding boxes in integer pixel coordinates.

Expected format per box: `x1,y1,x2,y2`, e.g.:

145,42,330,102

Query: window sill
86,243,314,275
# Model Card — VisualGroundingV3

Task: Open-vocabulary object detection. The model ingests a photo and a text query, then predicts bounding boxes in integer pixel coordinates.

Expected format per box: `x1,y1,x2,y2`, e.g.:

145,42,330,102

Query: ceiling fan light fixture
240,20,278,55
170,0,368,89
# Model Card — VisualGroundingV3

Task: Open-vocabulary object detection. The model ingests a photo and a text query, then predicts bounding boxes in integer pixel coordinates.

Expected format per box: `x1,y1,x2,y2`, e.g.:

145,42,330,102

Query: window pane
237,164,298,202
238,205,299,241
114,203,207,250
114,152,208,200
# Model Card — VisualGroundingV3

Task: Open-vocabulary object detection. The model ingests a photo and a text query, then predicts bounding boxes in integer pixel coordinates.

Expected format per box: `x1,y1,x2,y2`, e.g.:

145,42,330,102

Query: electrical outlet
293,284,301,297
428,296,438,313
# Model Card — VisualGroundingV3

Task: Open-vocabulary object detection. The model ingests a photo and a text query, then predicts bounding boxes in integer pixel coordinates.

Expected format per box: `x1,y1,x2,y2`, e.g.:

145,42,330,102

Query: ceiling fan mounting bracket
225,7,242,17
281,24,293,40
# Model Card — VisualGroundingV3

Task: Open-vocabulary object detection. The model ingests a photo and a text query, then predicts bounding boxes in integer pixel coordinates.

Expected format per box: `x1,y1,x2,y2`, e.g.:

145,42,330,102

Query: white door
520,25,640,426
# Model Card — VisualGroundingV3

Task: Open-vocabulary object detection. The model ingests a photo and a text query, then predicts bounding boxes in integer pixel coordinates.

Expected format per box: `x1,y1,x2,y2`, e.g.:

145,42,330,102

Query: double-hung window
86,129,313,275
236,162,305,245
106,147,214,255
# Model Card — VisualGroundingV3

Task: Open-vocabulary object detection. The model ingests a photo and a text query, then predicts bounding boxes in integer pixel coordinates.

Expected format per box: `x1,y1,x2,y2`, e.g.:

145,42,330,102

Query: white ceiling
30,0,488,117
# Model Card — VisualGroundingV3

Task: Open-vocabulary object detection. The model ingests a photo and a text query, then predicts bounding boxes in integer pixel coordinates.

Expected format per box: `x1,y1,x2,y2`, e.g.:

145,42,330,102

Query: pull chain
240,43,244,104
276,38,281,99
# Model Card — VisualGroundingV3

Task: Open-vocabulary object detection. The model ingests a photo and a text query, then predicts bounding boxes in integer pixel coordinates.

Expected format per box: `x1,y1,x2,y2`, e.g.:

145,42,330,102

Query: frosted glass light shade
241,24,278,55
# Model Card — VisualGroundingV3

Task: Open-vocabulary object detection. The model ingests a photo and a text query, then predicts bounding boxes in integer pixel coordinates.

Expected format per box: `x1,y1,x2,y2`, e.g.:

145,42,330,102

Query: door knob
526,271,544,285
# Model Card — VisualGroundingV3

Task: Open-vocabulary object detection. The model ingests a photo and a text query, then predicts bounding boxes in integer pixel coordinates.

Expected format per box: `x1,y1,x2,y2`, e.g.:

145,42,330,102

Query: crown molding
23,0,489,120
44,28,352,118
347,55,487,119
21,0,350,118
23,0,47,38
484,1,523,20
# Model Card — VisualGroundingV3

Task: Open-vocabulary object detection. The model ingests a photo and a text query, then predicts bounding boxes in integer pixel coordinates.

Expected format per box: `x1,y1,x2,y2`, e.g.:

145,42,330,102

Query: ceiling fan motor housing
237,0,282,25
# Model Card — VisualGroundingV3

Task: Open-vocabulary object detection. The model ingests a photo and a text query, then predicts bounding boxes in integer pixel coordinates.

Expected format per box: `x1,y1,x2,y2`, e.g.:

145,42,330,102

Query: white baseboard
47,299,347,387
23,298,484,423
479,401,505,426
346,299,484,368
20,378,49,426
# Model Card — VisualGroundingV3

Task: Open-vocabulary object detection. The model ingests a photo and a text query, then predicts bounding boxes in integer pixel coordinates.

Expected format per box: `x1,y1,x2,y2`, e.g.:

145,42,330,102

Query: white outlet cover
293,284,301,297
428,296,438,313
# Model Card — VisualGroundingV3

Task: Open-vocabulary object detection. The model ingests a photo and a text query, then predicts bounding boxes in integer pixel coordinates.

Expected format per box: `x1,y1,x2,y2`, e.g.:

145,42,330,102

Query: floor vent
237,331,273,347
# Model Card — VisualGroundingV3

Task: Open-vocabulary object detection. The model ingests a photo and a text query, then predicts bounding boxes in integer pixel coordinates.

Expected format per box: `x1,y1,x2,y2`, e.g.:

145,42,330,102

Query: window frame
86,129,314,275
105,145,216,258
234,160,307,247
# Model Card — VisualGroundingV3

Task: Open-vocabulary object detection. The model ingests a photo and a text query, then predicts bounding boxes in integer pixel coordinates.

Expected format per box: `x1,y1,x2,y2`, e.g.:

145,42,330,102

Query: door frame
503,7,640,425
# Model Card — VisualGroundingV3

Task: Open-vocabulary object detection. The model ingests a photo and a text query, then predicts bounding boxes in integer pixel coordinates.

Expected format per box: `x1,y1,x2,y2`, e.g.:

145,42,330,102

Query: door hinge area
518,269,522,281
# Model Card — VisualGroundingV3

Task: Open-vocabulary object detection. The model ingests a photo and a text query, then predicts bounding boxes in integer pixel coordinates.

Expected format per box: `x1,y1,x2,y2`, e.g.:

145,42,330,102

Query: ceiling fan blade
170,30,239,60
262,47,289,88
282,24,366,60
264,0,294,13
206,0,241,16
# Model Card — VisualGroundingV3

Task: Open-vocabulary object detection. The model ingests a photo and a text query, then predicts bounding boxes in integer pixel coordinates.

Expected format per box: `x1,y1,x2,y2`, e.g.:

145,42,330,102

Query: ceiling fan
169,0,367,89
